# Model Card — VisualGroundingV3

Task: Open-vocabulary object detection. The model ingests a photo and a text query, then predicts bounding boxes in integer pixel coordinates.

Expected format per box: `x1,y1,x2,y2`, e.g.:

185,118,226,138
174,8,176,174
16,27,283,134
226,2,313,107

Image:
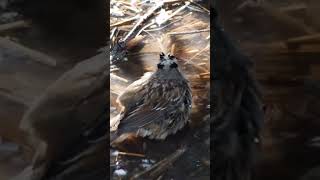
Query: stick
0,91,29,107
110,67,120,73
179,57,209,73
157,1,190,26
111,91,120,98
0,37,57,67
199,72,210,76
122,2,164,42
122,4,141,14
0,20,30,33
110,27,118,40
145,16,185,32
137,0,186,6
110,73,129,83
136,20,156,37
280,3,306,14
111,15,140,28
117,151,145,158
168,28,209,35
186,44,210,62
286,33,320,49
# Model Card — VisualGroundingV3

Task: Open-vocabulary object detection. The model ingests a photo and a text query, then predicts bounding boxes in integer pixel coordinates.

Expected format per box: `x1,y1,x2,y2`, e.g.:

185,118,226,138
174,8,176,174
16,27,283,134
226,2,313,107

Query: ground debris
130,147,186,180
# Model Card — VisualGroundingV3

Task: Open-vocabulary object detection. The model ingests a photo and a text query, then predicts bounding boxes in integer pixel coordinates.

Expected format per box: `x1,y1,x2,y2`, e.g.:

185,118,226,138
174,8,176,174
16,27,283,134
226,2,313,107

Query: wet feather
111,53,192,143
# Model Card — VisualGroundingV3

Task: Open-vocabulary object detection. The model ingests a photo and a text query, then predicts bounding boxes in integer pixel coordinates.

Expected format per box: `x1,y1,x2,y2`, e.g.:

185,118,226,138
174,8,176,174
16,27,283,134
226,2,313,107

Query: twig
121,4,141,13
137,0,186,6
199,72,210,76
157,1,190,26
199,73,210,80
0,91,29,107
286,33,320,49
197,62,206,66
145,16,185,32
186,44,210,63
136,20,156,37
111,90,120,96
179,57,209,73
116,151,145,158
279,3,306,14
111,73,129,83
170,20,204,33
0,37,57,67
187,49,199,53
122,2,164,42
115,1,132,6
187,5,206,13
110,27,118,40
163,0,186,4
111,15,140,28
168,28,209,35
0,20,30,33
110,67,120,73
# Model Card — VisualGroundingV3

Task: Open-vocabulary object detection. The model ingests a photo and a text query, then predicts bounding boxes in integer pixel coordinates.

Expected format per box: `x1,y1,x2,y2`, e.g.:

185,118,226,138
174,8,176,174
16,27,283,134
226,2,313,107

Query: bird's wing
117,82,191,139
118,106,167,133
116,72,153,110
117,104,182,140
110,72,152,132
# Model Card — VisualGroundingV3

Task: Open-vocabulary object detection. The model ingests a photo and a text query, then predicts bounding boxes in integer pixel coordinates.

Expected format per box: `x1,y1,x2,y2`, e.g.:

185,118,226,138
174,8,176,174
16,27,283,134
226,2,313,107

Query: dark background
215,0,320,180
0,0,107,179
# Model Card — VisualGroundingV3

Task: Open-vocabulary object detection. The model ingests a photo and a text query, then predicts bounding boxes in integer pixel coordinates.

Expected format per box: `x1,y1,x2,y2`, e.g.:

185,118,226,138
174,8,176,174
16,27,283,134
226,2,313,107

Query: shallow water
110,3,210,179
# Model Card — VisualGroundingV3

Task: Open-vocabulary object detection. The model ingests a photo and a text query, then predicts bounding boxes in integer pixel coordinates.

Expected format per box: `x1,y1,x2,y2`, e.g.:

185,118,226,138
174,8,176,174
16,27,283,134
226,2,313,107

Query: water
110,6,210,179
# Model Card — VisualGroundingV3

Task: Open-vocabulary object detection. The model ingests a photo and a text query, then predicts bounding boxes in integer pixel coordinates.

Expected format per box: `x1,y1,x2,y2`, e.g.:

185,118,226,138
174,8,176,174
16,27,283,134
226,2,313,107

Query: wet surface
110,2,210,179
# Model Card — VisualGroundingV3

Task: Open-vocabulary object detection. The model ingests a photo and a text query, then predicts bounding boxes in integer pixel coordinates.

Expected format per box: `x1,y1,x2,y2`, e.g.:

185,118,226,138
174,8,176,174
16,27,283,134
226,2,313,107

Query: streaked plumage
111,53,192,142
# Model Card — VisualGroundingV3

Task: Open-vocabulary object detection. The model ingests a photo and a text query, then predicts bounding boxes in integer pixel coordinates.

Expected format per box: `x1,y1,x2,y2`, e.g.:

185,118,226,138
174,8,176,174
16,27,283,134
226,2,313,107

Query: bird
110,53,192,144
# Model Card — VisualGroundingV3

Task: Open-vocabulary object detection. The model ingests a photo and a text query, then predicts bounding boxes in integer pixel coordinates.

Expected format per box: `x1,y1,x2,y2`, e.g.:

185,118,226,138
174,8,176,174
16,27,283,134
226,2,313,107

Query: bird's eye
168,55,175,59
170,62,178,68
157,63,164,69
159,52,165,59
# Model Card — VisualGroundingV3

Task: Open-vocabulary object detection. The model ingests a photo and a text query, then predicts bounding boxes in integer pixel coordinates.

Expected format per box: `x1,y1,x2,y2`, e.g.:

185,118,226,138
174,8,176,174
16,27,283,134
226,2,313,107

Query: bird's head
154,52,185,80
157,52,178,71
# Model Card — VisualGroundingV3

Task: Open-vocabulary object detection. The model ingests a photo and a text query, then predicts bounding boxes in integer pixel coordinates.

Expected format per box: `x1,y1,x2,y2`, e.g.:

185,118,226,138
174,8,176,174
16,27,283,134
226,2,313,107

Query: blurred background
0,0,105,179
216,0,320,179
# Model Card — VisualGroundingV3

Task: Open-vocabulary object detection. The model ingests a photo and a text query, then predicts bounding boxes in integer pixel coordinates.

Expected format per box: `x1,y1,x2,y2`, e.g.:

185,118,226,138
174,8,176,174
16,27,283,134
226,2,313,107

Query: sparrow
110,53,192,143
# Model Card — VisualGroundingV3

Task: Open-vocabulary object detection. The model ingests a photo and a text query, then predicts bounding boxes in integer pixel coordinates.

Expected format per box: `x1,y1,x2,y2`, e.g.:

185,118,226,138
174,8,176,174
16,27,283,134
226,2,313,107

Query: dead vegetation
110,0,210,179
